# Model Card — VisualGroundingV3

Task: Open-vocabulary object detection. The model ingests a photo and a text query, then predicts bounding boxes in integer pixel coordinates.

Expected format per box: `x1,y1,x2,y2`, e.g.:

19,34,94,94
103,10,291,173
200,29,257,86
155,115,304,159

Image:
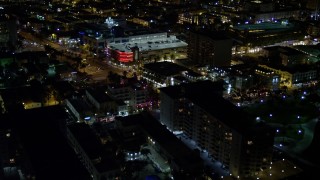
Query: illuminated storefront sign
109,48,134,63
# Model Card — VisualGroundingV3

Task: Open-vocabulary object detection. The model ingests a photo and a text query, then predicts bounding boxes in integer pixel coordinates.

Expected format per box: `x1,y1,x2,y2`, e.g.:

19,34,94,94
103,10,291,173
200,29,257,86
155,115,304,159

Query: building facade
258,64,317,87
106,81,150,111
107,32,187,63
159,81,275,178
85,88,128,116
67,123,121,180
0,14,17,49
187,30,232,67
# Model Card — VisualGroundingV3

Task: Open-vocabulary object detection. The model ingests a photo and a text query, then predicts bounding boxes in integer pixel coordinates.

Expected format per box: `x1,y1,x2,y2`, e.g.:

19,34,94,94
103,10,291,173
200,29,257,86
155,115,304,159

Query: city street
18,30,126,84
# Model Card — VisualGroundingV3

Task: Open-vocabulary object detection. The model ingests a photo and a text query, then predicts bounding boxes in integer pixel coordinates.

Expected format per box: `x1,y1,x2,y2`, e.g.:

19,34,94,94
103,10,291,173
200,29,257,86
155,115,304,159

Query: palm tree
163,54,168,61
0,100,4,114
52,89,62,104
154,55,160,63
170,54,175,62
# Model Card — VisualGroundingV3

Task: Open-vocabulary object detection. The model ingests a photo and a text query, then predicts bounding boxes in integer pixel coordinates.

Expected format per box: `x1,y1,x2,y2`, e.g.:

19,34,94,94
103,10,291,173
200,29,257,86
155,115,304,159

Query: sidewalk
177,134,229,177
274,118,320,169
275,118,318,154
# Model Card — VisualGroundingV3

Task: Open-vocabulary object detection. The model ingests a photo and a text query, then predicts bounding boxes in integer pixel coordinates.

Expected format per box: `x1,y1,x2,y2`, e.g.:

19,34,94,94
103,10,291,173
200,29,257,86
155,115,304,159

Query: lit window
9,158,15,163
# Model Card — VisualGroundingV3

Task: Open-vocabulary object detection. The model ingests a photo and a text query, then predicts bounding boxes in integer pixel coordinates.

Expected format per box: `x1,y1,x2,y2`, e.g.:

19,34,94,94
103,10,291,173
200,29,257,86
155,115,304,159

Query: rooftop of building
11,106,91,180
53,16,80,23
86,87,114,104
143,61,190,77
76,22,110,33
122,28,162,37
173,75,190,83
292,45,320,63
232,21,295,32
160,81,273,135
15,51,48,60
115,99,127,106
117,112,204,173
159,80,225,99
184,70,203,77
68,122,120,173
132,16,157,21
263,46,306,56
0,113,12,130
108,78,147,91
0,52,13,59
117,113,142,127
189,29,231,41
67,98,92,113
293,44,320,56
219,63,257,75
255,66,275,74
249,9,301,14
108,34,187,52
260,63,316,74
52,81,76,96
0,86,40,105
108,83,132,90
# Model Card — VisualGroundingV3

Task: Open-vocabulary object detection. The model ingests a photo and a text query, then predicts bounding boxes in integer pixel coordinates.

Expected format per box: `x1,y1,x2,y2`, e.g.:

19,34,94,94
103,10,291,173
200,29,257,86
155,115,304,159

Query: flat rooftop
233,22,294,31
13,106,91,180
160,81,272,135
86,87,114,103
143,61,190,77
264,46,305,56
109,35,187,52
117,112,204,173
68,98,91,113
68,123,120,173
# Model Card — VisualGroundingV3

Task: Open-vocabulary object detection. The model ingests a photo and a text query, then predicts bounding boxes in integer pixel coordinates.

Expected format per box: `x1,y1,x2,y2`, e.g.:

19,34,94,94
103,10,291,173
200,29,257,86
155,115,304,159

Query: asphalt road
19,30,125,84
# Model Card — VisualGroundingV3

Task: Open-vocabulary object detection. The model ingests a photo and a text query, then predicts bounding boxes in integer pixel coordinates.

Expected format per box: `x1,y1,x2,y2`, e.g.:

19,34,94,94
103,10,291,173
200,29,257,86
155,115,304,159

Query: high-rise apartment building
187,30,232,67
159,81,275,178
0,13,17,49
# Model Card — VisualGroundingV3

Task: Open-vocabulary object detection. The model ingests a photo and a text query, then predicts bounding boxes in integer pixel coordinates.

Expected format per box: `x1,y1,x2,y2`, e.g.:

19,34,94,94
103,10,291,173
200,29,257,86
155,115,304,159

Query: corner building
160,81,275,178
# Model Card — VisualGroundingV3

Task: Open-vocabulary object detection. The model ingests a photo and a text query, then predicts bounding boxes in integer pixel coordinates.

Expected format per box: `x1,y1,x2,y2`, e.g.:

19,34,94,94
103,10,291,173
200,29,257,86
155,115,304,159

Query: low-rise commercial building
258,64,317,88
85,87,128,116
107,80,150,111
142,61,203,88
65,98,93,122
107,32,187,63
262,46,307,66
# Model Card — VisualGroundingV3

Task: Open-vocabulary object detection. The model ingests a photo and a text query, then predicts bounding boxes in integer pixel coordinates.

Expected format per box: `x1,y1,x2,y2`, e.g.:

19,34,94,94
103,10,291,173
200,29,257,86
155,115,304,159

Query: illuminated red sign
109,48,134,63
